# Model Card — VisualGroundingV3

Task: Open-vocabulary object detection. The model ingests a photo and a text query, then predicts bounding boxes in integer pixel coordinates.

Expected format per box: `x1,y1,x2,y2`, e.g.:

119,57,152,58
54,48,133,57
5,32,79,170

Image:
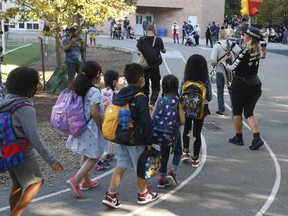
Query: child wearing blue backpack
151,74,185,188
0,67,63,216
66,61,104,198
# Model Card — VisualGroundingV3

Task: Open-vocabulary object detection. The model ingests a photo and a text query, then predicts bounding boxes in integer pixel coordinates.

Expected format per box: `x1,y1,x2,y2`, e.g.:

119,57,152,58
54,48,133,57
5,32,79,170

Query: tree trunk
55,36,62,67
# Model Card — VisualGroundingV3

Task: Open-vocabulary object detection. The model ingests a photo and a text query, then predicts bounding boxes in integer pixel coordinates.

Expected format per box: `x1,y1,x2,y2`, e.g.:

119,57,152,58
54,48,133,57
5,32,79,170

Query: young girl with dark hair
152,74,185,188
66,61,104,197
179,54,212,168
0,67,63,215
95,70,119,170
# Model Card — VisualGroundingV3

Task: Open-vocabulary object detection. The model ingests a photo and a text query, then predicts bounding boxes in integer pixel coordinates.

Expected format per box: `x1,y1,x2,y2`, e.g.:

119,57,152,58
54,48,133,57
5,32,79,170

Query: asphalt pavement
0,32,288,216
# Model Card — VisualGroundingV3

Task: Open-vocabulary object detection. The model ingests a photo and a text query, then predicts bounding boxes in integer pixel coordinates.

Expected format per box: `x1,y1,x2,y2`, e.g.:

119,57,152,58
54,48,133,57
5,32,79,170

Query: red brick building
99,0,225,37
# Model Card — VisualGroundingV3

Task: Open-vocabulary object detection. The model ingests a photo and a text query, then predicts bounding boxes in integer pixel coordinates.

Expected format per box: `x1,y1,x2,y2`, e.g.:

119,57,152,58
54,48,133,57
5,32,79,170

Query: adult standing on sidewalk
181,21,187,44
205,23,212,47
225,26,264,150
62,27,85,84
171,21,180,43
136,24,166,106
123,17,130,39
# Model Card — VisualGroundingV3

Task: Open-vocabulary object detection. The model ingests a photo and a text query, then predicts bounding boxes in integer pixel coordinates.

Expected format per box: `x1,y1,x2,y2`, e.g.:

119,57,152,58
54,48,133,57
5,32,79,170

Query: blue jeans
216,72,225,113
159,130,182,175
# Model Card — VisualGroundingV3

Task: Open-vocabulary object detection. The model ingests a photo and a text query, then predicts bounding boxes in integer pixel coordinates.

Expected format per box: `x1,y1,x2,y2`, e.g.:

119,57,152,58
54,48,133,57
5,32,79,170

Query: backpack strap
10,101,32,151
10,102,32,115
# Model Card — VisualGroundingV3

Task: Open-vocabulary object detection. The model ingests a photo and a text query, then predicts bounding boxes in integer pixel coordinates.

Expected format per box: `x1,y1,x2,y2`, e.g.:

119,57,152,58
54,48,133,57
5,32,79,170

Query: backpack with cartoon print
152,96,179,146
180,81,207,119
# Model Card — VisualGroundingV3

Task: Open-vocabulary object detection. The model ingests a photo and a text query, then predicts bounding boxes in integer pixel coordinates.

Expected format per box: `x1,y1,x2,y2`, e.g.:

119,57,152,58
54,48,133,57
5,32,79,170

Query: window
27,23,33,29
19,23,24,28
33,23,39,29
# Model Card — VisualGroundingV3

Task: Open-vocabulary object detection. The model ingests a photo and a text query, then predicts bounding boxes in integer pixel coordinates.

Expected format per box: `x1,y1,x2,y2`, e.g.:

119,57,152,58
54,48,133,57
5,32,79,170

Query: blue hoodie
112,85,153,146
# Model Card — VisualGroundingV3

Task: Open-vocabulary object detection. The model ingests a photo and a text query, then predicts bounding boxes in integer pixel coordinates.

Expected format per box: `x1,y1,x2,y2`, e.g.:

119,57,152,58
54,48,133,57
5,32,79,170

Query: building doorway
135,14,154,36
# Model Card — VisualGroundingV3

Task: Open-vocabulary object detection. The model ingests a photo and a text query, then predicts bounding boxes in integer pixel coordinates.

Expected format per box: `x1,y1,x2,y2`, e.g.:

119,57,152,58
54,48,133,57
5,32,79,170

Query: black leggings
231,79,262,119
182,117,204,157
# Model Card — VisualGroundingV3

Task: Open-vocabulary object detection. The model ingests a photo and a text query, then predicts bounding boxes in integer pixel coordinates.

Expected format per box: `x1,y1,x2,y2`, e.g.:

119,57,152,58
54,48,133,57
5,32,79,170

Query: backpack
51,88,89,136
180,81,207,119
137,36,162,68
0,102,31,172
102,92,144,145
152,96,179,146
137,147,162,179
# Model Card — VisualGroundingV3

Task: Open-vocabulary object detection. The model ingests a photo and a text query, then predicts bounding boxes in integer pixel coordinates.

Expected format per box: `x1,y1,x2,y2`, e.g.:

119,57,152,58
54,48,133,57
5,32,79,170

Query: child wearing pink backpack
66,61,104,198
95,70,119,170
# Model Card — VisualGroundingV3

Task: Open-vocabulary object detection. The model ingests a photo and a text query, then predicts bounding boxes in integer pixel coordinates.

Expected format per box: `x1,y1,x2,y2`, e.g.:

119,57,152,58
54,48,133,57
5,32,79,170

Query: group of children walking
64,54,211,208
1,52,211,214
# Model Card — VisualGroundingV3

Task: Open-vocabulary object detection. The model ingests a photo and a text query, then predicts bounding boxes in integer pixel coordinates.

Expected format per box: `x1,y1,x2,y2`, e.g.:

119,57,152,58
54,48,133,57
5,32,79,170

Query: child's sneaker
80,180,99,191
95,159,111,170
157,177,170,189
104,153,115,162
66,177,82,197
192,157,201,168
137,186,159,205
181,151,190,163
102,192,122,209
166,170,177,186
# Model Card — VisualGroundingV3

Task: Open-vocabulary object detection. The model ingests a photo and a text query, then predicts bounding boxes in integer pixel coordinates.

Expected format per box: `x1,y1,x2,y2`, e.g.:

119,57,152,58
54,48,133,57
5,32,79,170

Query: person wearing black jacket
225,27,264,150
136,24,166,106
102,63,158,209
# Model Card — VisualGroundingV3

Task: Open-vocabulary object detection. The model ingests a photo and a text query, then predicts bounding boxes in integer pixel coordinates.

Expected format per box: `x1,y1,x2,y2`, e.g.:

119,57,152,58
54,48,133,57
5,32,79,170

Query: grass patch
1,43,43,79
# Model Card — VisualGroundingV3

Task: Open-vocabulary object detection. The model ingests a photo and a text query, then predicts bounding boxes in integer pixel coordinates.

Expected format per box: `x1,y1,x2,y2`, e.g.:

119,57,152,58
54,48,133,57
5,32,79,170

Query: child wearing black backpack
179,54,212,168
151,74,185,188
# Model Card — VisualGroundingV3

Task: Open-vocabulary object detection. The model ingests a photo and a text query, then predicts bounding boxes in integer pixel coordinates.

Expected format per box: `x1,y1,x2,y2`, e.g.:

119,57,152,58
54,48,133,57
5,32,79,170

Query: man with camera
62,27,86,84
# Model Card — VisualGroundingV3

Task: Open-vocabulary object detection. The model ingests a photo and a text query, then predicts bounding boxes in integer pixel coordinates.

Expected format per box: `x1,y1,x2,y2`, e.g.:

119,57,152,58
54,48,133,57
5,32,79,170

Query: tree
258,0,288,27
225,0,241,18
0,0,136,66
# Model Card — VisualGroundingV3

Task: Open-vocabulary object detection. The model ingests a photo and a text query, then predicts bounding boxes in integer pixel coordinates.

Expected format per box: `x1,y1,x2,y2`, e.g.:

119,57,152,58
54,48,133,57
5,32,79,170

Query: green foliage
258,0,288,26
225,0,241,18
225,0,288,26
0,0,135,66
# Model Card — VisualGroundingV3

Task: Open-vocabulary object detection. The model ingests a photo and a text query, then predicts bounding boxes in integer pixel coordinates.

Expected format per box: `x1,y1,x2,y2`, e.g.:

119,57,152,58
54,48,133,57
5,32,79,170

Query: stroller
127,25,136,39
113,23,124,40
185,32,196,46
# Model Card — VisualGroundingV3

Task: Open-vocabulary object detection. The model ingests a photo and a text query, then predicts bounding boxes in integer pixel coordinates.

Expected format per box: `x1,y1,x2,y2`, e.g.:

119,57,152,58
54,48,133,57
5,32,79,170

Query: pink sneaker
137,186,159,205
80,180,99,191
102,192,122,209
181,151,190,163
66,177,81,197
192,158,200,168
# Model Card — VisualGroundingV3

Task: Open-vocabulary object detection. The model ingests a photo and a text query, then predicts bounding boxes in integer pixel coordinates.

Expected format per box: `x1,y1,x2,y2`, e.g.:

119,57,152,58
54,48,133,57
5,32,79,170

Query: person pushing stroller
184,21,196,46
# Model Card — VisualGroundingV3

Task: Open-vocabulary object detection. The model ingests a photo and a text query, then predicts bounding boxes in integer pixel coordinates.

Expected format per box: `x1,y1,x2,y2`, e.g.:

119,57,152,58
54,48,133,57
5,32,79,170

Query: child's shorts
8,154,43,188
117,145,145,172
89,34,96,39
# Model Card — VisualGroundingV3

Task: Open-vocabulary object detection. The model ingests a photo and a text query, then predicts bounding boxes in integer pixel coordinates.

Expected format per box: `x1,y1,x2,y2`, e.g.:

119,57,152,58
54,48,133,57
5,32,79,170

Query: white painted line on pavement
0,168,115,212
162,54,172,74
124,134,207,216
4,44,32,55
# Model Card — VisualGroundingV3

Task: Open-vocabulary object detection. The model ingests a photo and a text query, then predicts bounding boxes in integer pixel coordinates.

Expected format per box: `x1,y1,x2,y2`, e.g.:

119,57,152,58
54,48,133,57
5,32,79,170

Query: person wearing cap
62,27,86,84
224,26,264,151
171,21,180,43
